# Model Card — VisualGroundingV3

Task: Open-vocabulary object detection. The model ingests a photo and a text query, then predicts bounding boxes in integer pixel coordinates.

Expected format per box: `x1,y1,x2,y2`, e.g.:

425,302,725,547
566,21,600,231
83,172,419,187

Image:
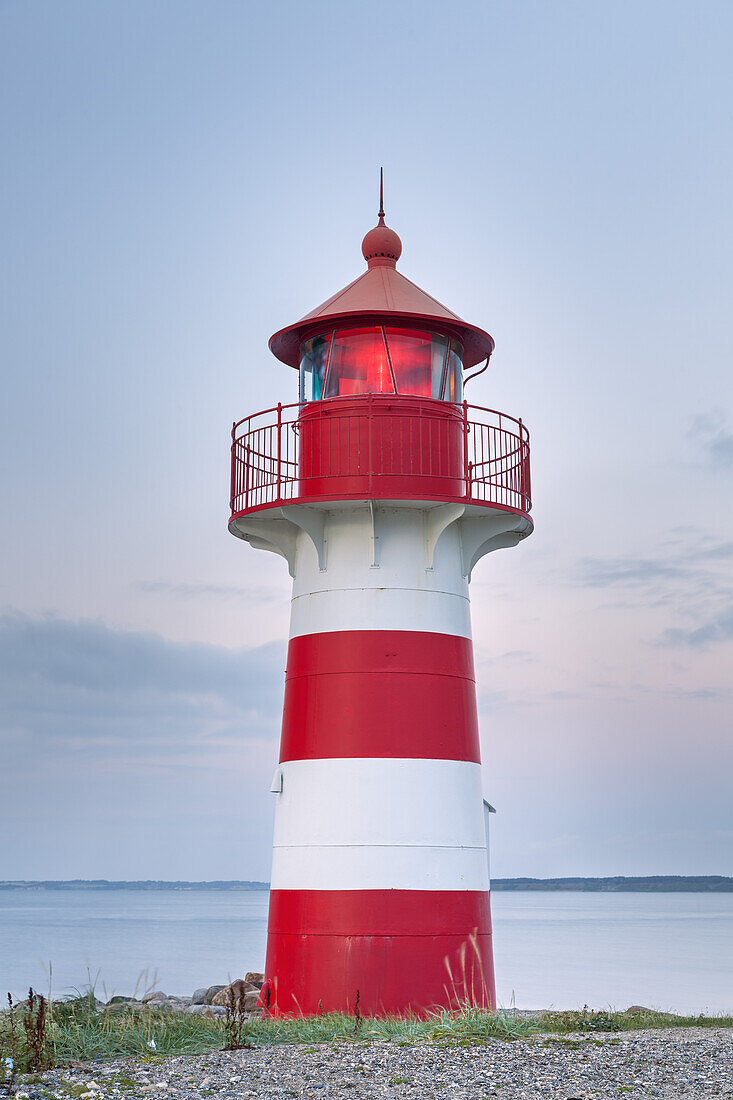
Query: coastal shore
19,1025,733,1099
3,980,732,1098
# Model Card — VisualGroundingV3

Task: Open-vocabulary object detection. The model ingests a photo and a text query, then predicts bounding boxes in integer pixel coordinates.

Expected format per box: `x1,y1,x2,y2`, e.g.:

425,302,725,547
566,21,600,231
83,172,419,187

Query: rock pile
96,973,265,1019
186,975,264,1018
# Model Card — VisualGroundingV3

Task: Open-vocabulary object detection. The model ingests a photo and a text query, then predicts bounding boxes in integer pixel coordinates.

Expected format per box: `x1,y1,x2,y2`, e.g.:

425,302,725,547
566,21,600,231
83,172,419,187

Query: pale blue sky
1,0,731,879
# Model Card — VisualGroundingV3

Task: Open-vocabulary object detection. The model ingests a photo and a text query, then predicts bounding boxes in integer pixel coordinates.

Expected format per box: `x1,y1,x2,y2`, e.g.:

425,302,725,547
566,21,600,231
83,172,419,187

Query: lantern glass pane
299,334,332,401
445,343,464,402
385,328,446,398
324,329,395,397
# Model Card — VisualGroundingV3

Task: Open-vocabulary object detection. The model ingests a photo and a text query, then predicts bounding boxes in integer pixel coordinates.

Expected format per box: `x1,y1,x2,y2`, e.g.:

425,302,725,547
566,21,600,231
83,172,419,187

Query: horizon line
2,874,731,893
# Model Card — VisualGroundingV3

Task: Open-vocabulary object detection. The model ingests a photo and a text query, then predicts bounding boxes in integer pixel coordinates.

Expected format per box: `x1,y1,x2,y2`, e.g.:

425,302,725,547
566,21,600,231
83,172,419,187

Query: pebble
22,1026,733,1098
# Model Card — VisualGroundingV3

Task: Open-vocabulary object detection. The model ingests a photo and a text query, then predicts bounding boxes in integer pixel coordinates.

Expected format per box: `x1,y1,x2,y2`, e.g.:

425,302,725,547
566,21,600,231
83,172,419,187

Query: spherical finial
361,167,402,267
361,221,403,265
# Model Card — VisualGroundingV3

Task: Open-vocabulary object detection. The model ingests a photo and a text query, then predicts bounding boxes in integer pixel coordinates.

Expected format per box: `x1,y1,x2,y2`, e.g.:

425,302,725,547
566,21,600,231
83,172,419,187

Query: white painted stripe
270,844,489,892
289,506,472,639
274,758,485,848
289,586,472,639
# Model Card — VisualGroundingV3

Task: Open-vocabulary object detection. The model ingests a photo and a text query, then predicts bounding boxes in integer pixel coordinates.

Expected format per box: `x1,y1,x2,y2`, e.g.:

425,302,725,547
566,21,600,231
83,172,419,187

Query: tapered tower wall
262,504,496,1015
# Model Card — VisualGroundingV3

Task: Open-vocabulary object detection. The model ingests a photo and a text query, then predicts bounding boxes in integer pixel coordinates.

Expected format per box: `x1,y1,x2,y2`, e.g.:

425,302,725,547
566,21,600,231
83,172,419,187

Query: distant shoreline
1,876,731,892
492,876,733,892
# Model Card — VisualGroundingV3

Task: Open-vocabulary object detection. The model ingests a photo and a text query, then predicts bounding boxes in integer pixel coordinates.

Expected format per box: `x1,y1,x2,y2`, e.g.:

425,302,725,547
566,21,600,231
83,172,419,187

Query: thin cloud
688,410,733,470
574,533,733,590
0,611,285,753
138,580,279,601
576,557,684,587
698,541,733,560
661,606,733,649
568,528,733,649
474,648,538,667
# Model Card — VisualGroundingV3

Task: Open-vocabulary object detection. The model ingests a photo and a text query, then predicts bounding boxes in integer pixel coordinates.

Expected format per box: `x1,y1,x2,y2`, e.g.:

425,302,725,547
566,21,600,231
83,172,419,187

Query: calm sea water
1,889,731,1014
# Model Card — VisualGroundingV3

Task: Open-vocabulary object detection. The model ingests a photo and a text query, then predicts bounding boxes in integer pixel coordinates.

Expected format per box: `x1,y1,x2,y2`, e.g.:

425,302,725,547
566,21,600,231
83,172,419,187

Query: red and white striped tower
229,183,533,1016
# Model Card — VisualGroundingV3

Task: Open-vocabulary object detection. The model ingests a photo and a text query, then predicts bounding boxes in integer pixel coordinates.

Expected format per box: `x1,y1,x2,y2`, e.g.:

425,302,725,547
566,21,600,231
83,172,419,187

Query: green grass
2,996,732,1073
1,994,223,1071
538,1006,733,1034
243,1005,536,1046
0,998,534,1068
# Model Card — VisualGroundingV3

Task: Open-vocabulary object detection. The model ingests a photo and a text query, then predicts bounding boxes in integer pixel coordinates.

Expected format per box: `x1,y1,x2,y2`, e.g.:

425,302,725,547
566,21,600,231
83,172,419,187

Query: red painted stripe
267,888,492,936
280,630,480,763
286,630,476,679
262,890,495,1017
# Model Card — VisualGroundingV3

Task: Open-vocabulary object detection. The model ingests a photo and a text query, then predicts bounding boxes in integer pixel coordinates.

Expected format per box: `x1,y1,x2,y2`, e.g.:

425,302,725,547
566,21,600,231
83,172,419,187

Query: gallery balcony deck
229,394,532,523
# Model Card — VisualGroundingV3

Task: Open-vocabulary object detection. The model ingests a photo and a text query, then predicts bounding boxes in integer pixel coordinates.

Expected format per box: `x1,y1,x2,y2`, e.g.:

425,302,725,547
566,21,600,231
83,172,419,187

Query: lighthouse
229,181,533,1016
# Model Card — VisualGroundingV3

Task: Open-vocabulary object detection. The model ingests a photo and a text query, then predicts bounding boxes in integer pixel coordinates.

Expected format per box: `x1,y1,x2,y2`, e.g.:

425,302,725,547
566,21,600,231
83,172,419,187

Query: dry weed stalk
2,993,18,1096
442,928,492,1012
222,984,251,1051
20,988,51,1072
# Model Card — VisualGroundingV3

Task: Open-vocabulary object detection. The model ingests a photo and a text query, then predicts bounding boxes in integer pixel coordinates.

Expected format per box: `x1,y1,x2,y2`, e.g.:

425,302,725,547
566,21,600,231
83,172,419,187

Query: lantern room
298,326,464,402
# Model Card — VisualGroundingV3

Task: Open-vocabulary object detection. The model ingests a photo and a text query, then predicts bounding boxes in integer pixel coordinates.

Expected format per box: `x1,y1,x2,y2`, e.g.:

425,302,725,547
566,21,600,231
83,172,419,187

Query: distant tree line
490,876,733,892
0,880,270,891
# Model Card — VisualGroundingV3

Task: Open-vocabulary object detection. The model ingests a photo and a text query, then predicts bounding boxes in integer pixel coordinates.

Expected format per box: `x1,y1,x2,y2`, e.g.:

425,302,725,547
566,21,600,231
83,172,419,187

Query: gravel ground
20,1027,733,1099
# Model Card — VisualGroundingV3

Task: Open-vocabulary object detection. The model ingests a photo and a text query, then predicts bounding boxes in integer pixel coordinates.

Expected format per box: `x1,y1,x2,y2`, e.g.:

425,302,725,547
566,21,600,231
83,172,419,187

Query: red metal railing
230,396,531,518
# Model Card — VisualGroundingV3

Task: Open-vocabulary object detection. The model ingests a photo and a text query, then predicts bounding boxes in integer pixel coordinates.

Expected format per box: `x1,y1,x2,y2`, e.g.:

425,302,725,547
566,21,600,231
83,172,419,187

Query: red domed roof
269,188,494,369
